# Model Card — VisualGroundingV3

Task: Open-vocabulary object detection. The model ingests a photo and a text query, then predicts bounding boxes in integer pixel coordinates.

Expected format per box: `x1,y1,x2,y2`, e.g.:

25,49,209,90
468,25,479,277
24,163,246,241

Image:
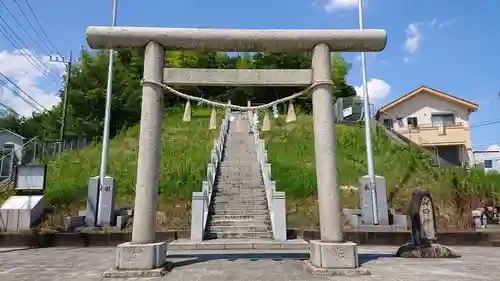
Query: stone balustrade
190,113,230,241
249,111,287,241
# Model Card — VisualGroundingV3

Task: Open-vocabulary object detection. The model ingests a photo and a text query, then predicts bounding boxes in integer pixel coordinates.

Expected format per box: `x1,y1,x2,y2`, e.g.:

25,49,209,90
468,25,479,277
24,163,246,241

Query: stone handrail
248,111,287,241
190,113,230,241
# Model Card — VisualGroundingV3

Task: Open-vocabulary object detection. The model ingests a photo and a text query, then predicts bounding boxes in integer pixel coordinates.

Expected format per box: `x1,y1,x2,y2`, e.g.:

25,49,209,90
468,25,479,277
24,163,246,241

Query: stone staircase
205,112,273,239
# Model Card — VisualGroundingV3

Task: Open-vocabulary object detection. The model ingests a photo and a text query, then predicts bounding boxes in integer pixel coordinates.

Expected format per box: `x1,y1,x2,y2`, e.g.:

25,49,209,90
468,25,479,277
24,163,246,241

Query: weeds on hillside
38,111,500,231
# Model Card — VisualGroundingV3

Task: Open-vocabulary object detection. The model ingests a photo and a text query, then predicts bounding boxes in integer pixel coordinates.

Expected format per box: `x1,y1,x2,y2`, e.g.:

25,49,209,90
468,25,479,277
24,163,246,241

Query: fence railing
0,136,92,181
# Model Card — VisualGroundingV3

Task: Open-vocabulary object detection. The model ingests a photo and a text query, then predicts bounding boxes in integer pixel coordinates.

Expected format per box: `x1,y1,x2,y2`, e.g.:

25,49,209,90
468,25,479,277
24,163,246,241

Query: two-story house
375,86,479,167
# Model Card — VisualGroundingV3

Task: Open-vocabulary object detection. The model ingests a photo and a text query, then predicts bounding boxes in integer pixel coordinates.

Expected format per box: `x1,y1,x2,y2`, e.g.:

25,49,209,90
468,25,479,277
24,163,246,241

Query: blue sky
1,0,499,150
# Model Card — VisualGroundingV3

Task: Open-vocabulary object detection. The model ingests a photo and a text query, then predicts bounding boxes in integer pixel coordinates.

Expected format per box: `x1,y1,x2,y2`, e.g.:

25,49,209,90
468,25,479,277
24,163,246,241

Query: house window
484,160,493,169
431,113,455,126
382,118,393,128
407,117,418,128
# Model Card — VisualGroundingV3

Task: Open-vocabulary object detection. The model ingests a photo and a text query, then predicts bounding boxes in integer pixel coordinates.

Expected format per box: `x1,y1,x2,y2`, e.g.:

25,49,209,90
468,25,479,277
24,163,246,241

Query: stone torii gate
85,26,386,276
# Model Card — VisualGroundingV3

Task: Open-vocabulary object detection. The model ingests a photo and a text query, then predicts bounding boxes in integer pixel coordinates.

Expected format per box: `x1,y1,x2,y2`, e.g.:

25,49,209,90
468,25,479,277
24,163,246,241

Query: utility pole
358,0,379,224
50,51,72,155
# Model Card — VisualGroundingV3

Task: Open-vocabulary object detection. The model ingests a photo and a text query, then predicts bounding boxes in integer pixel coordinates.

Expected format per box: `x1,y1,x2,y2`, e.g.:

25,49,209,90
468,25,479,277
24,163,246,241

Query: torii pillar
85,26,386,277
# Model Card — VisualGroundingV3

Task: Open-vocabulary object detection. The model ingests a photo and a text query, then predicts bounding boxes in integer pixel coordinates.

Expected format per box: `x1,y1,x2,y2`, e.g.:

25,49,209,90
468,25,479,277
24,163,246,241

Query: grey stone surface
0,195,45,232
352,224,408,233
310,240,359,269
164,68,312,86
116,241,167,270
96,176,116,227
0,246,498,280
85,176,99,226
168,238,309,251
359,175,389,225
304,261,372,277
85,26,387,52
207,112,273,240
396,243,461,258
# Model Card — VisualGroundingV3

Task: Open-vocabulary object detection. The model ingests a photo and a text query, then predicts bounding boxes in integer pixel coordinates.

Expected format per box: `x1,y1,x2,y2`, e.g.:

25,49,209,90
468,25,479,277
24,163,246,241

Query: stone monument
345,175,408,232
65,176,132,232
396,188,461,258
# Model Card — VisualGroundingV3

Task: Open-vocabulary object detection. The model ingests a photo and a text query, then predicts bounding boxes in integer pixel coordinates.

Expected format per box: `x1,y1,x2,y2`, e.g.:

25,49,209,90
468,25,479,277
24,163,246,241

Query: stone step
212,204,268,211
205,231,273,239
208,225,271,233
213,195,266,200
220,161,259,165
216,188,265,193
167,239,310,251
212,201,268,206
216,182,264,187
216,186,265,191
211,214,270,221
217,176,262,179
210,209,269,216
215,189,266,194
214,196,267,201
209,219,271,227
214,194,266,199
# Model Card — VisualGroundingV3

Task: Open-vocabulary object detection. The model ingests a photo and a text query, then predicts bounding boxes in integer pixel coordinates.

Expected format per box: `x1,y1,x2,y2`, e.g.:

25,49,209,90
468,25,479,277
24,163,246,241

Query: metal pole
59,51,72,155
359,0,379,225
99,0,118,186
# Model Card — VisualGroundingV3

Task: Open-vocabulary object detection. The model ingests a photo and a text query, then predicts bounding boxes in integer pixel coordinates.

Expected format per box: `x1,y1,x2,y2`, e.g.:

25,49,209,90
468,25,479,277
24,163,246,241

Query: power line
0,0,52,56
19,0,62,56
0,79,42,112
0,72,47,111
0,22,53,80
6,0,50,55
0,2,60,83
0,101,21,117
470,118,500,128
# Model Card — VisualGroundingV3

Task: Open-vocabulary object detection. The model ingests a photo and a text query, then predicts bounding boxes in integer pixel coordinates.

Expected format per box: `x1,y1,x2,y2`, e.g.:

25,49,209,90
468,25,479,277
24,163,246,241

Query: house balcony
393,123,470,146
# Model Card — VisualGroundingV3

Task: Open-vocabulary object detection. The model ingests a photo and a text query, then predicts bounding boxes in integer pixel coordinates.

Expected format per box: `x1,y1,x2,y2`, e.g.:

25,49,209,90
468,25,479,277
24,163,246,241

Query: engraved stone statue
396,188,461,258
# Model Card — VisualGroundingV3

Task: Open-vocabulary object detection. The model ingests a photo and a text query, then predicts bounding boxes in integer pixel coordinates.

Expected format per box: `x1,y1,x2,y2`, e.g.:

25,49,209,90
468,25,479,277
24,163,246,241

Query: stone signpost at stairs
86,26,386,278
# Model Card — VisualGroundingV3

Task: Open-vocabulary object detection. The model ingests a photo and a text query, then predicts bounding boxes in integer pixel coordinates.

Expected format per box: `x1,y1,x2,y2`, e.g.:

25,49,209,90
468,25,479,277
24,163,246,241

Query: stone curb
0,229,495,247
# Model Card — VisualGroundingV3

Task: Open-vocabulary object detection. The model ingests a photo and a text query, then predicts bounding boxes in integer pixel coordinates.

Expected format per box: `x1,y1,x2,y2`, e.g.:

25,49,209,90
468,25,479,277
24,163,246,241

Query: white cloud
324,0,359,12
354,78,391,102
404,23,421,54
403,18,456,62
0,49,64,117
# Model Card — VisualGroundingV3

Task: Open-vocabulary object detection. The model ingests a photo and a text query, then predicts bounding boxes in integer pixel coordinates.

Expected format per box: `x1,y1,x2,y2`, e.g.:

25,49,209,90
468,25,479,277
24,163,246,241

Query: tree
2,50,356,140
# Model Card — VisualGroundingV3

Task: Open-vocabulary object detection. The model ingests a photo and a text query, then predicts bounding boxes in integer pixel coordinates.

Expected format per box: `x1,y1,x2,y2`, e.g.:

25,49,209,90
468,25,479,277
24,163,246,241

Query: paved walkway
0,246,498,280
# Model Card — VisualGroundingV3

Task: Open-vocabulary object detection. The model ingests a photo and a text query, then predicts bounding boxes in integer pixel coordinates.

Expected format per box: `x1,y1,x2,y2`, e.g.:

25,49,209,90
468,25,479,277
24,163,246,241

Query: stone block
85,176,99,227
346,214,361,227
116,241,167,270
115,215,129,229
97,176,116,227
393,214,408,228
396,243,461,258
359,175,389,225
353,224,407,232
309,240,359,269
66,216,85,230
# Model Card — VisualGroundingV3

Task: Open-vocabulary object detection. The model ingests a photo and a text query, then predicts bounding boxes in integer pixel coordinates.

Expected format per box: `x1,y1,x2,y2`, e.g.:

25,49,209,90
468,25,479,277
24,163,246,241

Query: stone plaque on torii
85,26,386,277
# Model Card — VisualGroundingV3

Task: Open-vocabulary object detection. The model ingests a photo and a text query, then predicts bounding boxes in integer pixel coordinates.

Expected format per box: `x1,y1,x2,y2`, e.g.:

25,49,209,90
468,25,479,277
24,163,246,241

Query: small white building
473,150,500,173
0,129,25,179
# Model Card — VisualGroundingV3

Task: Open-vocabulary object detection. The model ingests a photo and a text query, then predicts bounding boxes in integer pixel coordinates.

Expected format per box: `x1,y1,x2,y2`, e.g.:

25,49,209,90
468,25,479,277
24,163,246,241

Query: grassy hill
31,109,500,231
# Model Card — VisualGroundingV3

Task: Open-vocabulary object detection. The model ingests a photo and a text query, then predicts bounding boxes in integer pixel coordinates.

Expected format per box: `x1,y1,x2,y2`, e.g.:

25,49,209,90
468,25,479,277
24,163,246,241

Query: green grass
39,110,500,231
